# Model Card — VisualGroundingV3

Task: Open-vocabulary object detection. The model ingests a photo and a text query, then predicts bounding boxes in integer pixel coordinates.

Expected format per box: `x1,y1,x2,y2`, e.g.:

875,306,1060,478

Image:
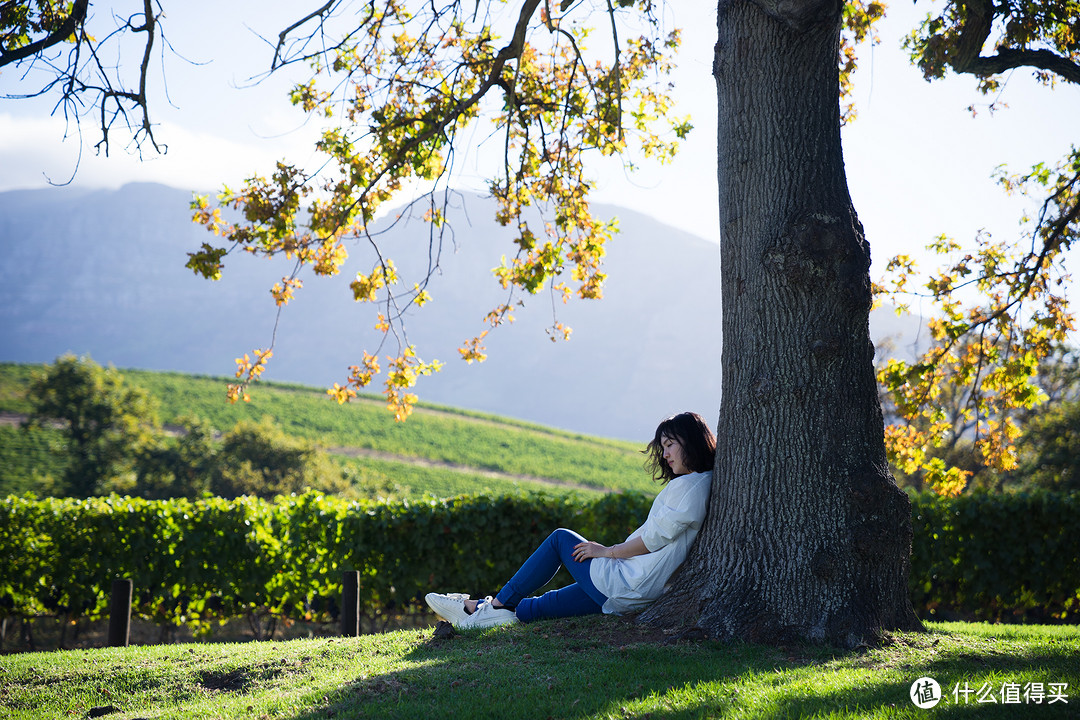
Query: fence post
341,570,360,637
107,579,132,647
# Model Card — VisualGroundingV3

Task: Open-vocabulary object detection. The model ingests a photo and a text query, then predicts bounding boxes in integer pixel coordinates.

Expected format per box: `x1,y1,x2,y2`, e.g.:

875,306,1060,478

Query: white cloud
0,112,320,195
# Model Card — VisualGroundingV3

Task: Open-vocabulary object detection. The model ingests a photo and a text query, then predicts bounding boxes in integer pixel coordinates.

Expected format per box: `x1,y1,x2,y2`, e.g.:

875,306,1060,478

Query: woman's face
661,434,689,476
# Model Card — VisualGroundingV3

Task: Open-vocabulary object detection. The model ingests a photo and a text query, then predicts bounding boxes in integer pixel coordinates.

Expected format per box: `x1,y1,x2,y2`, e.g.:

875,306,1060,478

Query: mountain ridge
0,182,920,440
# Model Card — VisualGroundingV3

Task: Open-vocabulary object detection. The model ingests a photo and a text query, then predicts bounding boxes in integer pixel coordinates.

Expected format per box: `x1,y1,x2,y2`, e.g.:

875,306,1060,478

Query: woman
426,411,716,629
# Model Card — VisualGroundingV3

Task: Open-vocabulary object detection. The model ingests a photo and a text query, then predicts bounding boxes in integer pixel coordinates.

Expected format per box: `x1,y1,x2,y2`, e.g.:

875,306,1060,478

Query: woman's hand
572,541,611,562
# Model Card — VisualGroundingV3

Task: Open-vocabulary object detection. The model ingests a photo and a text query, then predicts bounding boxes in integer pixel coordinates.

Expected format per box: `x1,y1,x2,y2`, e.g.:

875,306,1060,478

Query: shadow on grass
278,618,1079,720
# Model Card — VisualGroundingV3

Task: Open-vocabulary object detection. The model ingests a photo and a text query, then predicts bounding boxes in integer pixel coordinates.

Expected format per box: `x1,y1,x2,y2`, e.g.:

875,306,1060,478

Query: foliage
133,414,349,500
839,0,887,123
6,361,349,500
0,425,68,496
3,2,891,421
212,417,348,499
132,415,218,499
1,490,1076,641
879,344,1080,494
874,0,1080,496
876,161,1078,495
181,0,696,416
21,355,159,497
186,0,886,415
905,0,1080,91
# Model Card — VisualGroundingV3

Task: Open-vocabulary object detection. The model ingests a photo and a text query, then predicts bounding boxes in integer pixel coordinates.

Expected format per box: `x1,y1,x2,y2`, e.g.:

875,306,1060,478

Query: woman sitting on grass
426,411,716,629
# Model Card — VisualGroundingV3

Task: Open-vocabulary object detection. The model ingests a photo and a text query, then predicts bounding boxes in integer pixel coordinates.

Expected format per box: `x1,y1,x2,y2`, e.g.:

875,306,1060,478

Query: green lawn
1,620,1076,719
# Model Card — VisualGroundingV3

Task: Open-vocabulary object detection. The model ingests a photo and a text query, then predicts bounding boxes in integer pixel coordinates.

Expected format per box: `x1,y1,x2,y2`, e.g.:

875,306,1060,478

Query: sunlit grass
2,620,1076,719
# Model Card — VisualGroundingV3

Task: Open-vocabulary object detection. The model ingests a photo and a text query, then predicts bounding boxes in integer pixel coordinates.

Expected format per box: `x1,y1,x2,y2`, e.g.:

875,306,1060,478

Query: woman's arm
572,536,650,562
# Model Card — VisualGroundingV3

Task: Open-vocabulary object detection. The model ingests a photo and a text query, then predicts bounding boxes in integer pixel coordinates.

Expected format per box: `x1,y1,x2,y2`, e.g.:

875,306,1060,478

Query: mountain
0,183,920,441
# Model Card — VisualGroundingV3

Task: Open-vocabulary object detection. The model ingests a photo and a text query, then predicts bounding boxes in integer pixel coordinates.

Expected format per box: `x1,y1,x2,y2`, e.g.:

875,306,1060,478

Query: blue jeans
495,528,606,622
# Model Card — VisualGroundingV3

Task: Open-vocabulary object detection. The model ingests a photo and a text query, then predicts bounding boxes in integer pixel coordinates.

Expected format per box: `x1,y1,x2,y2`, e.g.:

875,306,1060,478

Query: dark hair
644,411,717,483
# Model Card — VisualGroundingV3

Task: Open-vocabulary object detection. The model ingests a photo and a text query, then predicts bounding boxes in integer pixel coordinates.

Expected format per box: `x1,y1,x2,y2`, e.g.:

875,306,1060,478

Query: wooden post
341,571,360,637
107,579,132,647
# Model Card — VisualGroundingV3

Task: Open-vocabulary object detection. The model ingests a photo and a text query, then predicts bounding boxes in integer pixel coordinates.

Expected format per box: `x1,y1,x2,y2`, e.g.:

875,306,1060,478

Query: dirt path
0,411,606,494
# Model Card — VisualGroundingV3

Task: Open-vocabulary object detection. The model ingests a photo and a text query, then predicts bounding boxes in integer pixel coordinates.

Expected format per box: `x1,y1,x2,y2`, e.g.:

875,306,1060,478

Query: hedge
1,490,1077,636
0,491,649,634
909,491,1080,623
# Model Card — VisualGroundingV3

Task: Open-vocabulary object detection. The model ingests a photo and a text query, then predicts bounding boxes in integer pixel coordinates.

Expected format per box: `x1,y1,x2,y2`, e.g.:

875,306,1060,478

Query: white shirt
589,470,712,614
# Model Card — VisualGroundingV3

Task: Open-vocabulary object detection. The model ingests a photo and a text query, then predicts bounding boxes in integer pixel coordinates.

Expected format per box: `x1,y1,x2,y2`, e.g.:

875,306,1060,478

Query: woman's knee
549,528,585,544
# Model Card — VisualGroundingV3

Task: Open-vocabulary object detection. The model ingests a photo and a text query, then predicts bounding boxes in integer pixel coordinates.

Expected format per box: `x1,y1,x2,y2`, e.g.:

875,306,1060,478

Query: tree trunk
641,0,923,646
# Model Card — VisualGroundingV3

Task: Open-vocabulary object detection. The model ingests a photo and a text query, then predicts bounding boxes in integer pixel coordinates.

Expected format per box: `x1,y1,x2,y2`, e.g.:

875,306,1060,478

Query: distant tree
22,355,158,497
134,414,349,500
134,415,217,499
1017,399,1080,492
211,417,346,499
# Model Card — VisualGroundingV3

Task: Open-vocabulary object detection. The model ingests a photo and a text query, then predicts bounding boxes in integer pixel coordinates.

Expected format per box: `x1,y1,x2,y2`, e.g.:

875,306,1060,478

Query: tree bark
640,0,923,646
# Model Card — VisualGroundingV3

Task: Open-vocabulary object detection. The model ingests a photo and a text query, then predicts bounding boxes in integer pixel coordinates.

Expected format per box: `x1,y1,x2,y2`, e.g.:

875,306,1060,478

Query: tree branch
0,0,89,67
958,47,1080,85
946,0,1080,84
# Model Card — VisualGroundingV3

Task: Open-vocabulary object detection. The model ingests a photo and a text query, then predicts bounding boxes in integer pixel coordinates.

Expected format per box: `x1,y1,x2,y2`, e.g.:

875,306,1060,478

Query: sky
1,0,1077,288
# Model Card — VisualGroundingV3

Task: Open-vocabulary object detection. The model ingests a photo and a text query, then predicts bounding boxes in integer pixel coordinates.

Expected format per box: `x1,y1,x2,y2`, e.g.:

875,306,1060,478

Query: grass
0,363,652,501
334,453,606,501
1,620,1076,719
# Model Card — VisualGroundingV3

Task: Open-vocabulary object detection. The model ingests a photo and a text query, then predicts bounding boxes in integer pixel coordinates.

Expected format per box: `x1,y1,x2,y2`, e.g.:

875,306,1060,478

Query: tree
23,355,159,497
134,415,218,499
132,415,349,499
1017,399,1080,491
627,0,921,644
211,417,347,499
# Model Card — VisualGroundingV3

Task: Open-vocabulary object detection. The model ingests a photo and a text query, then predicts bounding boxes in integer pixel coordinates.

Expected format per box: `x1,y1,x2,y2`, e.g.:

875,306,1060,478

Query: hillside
0,363,656,500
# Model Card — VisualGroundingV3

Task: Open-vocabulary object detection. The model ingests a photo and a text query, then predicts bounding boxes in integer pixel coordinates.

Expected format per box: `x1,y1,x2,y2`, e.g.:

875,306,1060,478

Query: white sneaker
458,597,518,629
425,592,471,625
